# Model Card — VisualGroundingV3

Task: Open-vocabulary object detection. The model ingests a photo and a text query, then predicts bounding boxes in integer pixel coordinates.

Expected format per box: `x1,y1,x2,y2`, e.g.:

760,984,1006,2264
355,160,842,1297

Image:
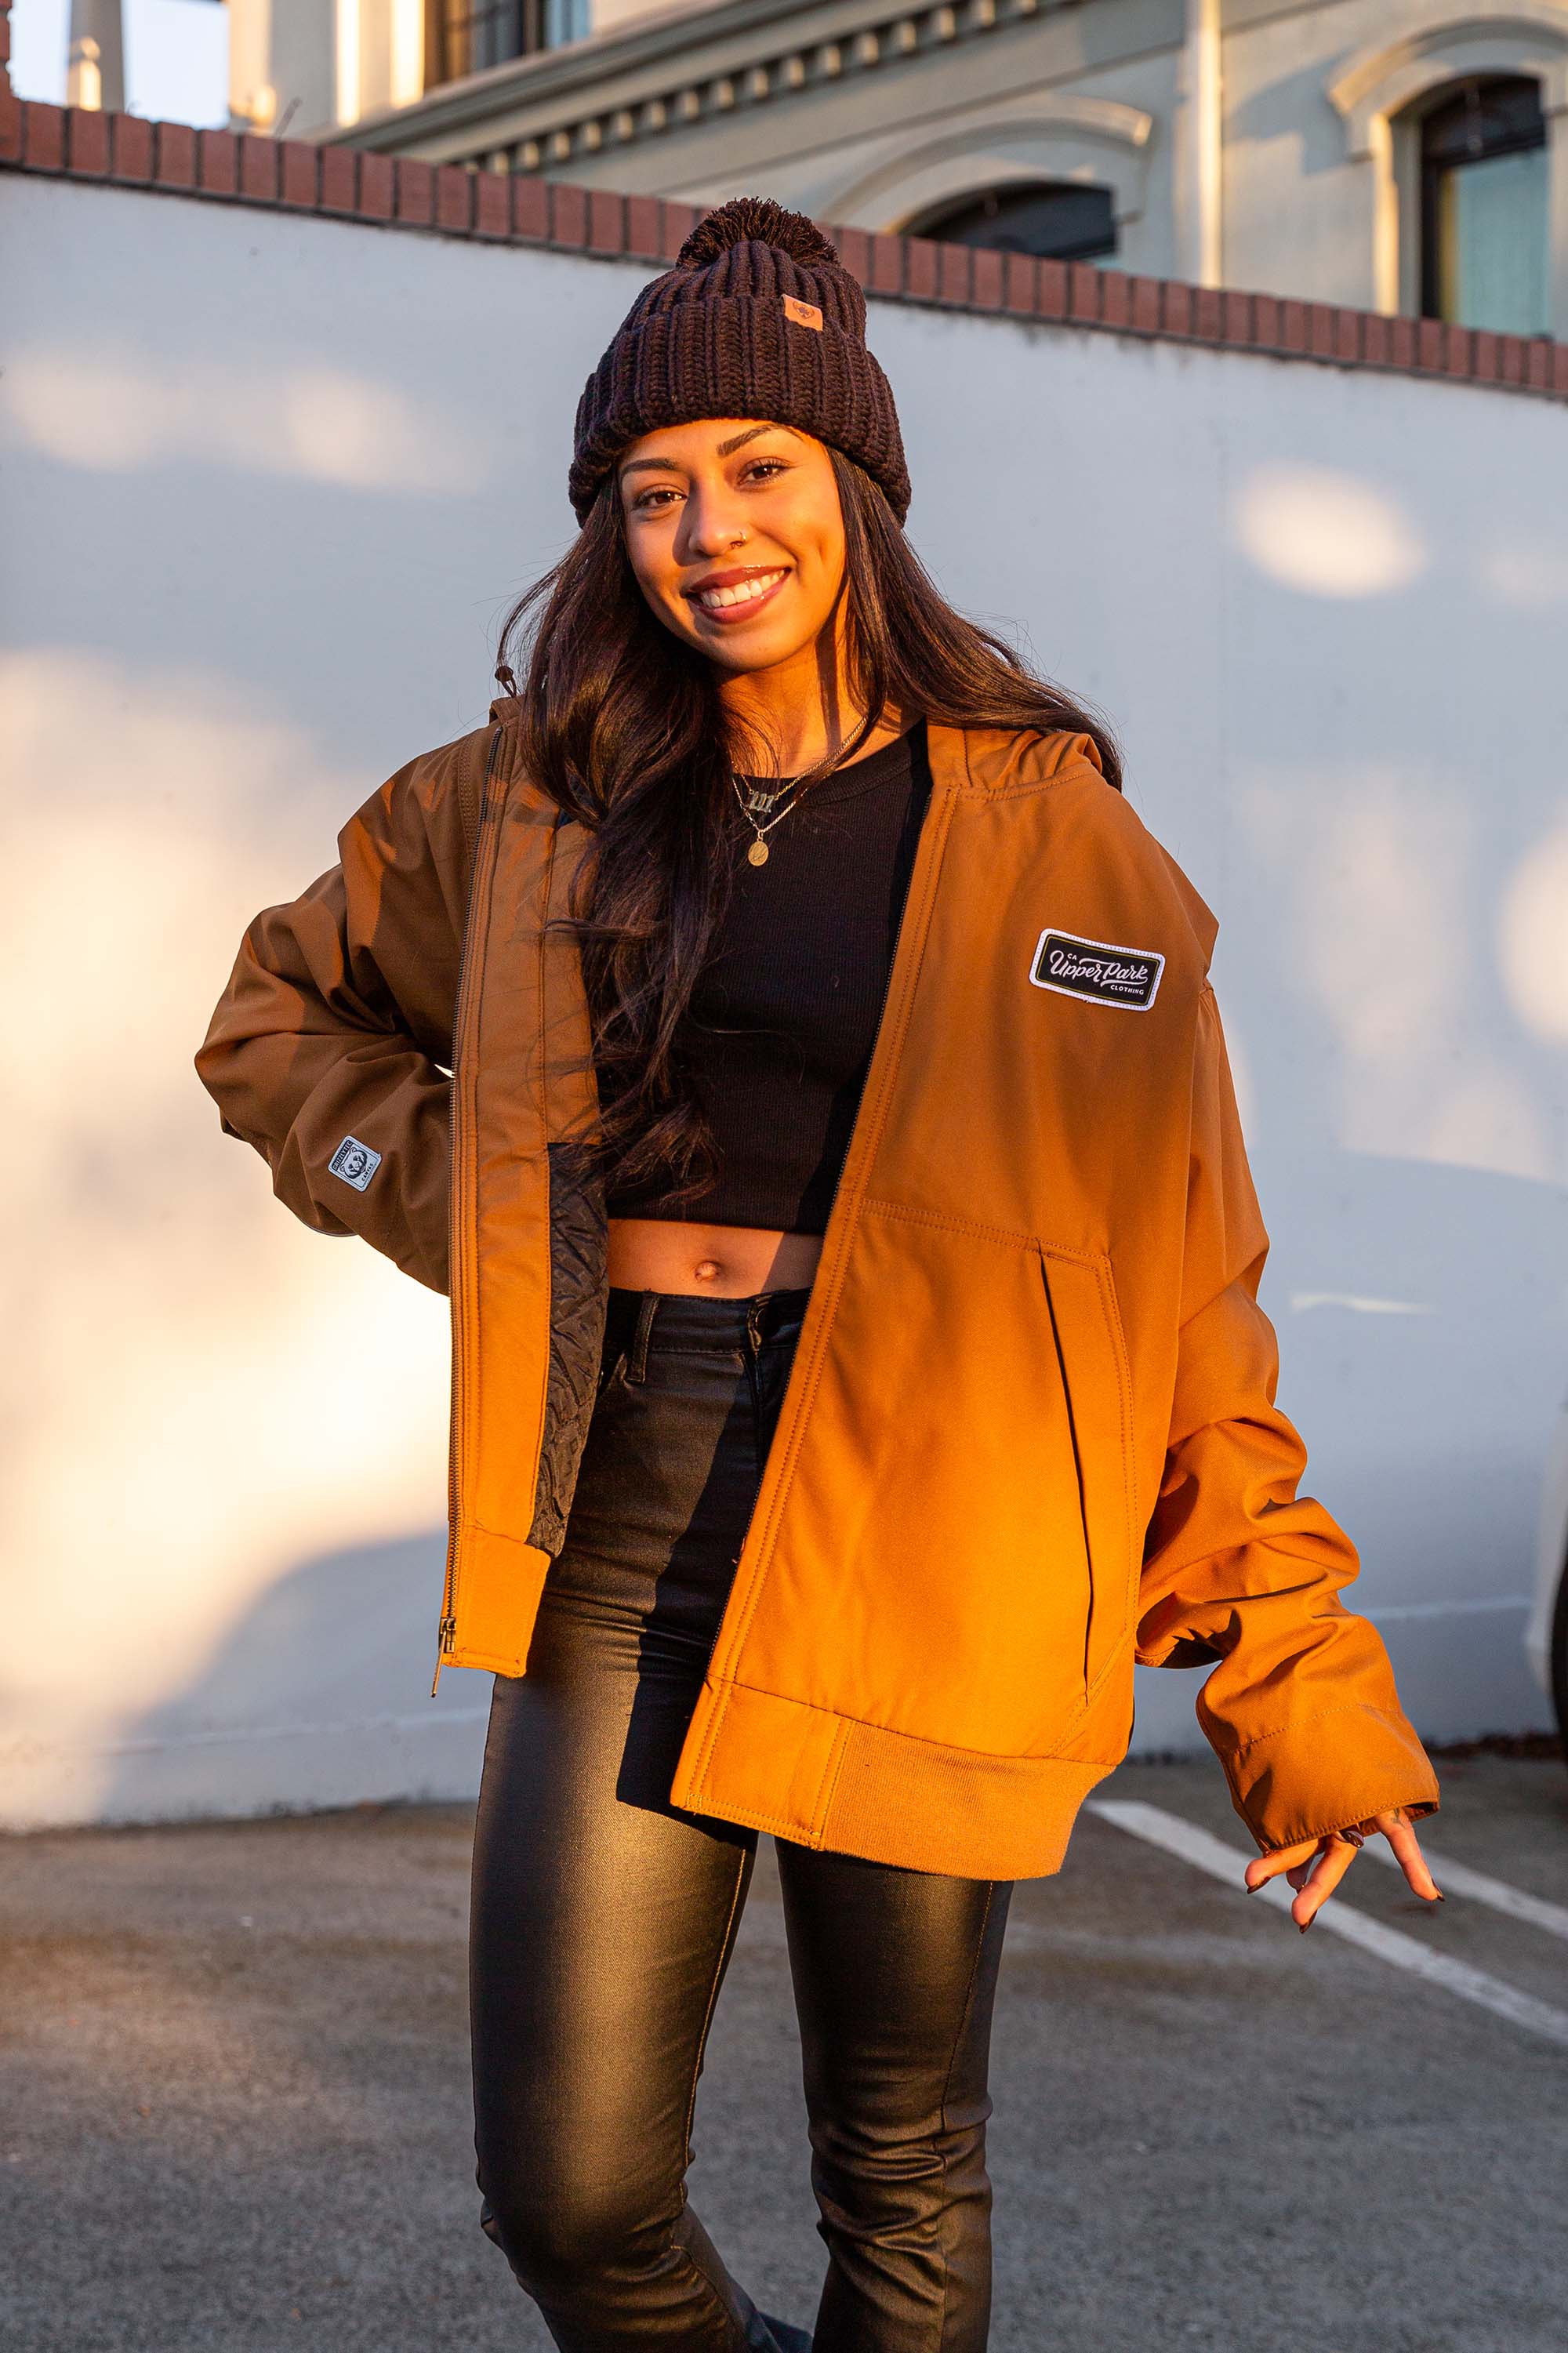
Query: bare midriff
606,1218,823,1298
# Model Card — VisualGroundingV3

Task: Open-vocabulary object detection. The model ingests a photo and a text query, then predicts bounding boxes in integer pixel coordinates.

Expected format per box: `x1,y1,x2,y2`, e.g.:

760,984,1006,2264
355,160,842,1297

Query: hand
1243,1807,1442,1931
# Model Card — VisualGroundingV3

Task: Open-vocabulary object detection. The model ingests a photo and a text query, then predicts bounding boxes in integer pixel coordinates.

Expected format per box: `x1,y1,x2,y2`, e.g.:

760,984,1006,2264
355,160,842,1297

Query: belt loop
626,1291,658,1385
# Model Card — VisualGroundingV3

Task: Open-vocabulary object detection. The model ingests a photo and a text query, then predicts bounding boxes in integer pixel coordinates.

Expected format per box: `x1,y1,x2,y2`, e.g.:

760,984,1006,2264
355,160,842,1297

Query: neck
714,616,899,777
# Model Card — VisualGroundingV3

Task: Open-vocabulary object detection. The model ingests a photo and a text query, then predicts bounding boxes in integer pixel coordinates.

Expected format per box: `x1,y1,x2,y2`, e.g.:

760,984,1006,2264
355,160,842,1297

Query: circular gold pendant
747,838,770,866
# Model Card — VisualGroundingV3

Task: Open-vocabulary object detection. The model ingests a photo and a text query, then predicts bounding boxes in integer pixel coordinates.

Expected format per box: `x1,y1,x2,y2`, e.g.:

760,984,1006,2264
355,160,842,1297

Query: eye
742,458,789,484
630,484,682,513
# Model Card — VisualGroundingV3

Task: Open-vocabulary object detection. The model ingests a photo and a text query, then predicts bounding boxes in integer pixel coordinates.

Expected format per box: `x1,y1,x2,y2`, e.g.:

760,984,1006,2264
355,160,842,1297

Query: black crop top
604,717,933,1234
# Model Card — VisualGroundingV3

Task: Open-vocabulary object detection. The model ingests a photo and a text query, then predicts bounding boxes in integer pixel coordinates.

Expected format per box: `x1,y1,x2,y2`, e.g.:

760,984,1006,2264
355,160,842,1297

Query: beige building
237,0,1568,336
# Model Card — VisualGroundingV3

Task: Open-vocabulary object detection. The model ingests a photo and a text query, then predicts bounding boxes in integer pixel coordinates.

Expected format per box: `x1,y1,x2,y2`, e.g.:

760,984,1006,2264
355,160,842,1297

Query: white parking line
1088,1799,1568,2053
1356,1839,1568,1944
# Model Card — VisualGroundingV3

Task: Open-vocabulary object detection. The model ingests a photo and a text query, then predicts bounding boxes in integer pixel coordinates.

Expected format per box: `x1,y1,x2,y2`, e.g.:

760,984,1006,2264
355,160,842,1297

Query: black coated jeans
470,1287,1014,2352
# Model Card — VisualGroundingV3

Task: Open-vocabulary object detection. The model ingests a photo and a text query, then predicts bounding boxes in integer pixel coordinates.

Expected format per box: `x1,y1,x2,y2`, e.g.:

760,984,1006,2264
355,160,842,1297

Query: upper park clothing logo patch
329,1135,382,1190
1029,928,1165,1011
782,295,824,331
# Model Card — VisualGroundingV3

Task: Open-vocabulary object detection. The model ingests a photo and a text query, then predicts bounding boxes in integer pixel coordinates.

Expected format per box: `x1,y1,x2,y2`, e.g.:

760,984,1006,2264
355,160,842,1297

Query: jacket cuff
1211,1700,1441,1854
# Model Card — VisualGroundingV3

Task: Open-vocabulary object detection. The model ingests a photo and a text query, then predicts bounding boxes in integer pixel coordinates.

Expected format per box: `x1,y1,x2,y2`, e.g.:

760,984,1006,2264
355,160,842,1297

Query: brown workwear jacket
197,701,1439,1879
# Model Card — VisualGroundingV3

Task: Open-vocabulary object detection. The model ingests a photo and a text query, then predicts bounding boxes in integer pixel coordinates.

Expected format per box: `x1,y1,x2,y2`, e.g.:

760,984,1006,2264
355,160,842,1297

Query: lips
686,566,789,621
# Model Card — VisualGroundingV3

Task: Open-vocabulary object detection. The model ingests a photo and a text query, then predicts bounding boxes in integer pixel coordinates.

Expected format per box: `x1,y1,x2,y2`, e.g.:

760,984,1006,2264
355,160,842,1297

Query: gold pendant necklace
731,772,802,866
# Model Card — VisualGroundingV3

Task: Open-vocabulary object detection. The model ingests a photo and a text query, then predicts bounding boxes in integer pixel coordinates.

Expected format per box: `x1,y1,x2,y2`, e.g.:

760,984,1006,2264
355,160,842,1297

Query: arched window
1418,75,1548,333
911,182,1118,263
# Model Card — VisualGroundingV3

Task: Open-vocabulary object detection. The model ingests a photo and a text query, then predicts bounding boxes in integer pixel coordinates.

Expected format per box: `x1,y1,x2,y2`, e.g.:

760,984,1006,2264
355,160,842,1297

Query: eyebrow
618,423,802,479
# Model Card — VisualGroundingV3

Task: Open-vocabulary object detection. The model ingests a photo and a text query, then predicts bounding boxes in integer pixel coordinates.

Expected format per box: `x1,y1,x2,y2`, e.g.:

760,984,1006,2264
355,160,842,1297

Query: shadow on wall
95,1527,492,1828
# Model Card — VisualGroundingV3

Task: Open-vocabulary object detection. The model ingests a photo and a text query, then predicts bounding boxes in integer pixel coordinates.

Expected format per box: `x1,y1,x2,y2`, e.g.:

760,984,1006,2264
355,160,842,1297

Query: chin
710,619,823,673
718,638,804,674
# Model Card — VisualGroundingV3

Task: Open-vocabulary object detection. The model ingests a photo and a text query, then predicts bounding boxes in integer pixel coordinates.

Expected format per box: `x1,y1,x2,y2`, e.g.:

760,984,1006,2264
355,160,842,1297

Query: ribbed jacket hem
670,1679,1120,1881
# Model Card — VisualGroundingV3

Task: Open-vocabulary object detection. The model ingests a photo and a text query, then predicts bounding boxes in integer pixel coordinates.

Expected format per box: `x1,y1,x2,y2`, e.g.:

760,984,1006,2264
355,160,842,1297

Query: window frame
1416,71,1549,325
908,180,1120,265
426,0,558,89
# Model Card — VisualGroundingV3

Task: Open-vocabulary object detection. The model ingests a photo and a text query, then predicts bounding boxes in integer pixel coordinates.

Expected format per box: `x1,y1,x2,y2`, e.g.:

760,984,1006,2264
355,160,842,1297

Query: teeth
694,569,786,612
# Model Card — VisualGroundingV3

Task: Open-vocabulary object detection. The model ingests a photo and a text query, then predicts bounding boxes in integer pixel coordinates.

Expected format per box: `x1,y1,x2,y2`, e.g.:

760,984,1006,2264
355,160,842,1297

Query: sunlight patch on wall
2,349,490,492
1292,777,1457,1059
1232,462,1426,597
1419,1069,1553,1183
1214,996,1257,1144
1289,1292,1436,1314
1498,822,1568,1043
1478,543,1568,609
1234,764,1559,1186
0,651,452,1821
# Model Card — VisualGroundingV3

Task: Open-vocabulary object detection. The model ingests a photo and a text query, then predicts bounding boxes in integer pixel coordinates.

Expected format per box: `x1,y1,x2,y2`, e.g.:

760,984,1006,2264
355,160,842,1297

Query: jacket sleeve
194,735,481,1296
1135,981,1439,1853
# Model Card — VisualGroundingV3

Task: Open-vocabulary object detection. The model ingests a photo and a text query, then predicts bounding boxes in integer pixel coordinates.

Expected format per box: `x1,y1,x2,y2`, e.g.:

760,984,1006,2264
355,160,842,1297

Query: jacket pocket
1040,1246,1137,1693
739,1204,1099,1757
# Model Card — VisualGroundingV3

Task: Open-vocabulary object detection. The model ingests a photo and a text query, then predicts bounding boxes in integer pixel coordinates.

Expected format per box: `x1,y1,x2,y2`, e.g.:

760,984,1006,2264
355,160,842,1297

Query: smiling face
615,418,848,679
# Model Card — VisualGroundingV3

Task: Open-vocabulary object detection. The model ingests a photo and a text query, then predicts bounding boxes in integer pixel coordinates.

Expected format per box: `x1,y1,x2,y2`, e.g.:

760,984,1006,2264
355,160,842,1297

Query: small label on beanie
782,295,824,332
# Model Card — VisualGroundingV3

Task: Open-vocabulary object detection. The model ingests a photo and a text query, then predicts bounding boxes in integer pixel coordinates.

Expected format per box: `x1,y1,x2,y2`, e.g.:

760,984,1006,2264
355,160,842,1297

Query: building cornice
328,0,1079,170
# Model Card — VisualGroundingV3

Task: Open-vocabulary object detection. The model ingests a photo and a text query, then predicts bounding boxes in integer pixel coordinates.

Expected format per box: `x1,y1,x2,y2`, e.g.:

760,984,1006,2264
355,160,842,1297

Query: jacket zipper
430,722,507,1698
692,764,956,1716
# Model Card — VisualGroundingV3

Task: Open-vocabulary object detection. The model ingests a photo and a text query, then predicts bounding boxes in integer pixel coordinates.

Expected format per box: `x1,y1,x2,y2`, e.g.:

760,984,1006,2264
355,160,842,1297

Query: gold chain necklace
730,769,806,866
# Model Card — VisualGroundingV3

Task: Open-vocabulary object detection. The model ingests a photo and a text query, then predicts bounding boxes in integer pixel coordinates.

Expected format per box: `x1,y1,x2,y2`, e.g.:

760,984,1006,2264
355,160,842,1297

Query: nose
677,478,749,560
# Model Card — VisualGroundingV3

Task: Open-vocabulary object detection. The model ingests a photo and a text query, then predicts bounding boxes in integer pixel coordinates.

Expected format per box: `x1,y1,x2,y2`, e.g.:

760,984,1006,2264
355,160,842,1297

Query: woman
197,198,1441,2352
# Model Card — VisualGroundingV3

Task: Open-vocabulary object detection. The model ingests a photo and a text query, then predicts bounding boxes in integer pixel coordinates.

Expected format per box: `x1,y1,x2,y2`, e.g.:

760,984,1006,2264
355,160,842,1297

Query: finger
1293,1835,1361,1930
1373,1814,1443,1902
1245,1837,1320,1891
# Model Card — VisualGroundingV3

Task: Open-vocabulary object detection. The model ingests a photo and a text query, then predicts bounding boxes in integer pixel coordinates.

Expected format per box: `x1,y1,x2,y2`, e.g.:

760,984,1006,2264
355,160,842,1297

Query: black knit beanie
568,195,911,527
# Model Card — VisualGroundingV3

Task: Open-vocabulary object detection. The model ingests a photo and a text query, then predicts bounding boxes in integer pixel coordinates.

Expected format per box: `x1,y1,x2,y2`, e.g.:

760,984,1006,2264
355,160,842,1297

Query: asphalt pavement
2,1752,1565,2351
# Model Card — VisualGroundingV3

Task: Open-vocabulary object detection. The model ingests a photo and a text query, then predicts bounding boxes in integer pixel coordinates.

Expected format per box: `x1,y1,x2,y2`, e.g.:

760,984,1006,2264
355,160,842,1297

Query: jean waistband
604,1285,814,1359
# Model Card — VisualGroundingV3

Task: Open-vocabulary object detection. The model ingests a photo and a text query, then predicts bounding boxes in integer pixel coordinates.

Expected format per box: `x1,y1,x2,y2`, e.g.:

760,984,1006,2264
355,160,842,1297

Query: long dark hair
495,444,1123,1204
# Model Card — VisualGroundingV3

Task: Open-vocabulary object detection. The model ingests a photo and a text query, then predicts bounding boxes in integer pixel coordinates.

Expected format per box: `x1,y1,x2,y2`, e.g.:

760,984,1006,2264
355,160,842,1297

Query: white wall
2,171,1564,1829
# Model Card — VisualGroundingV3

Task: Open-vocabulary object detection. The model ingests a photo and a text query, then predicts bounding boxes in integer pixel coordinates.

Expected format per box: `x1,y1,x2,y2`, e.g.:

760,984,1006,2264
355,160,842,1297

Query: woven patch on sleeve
329,1136,383,1190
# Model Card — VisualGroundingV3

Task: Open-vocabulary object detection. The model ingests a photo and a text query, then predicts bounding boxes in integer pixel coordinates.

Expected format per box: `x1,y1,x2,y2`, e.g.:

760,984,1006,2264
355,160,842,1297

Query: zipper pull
430,1614,457,1699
